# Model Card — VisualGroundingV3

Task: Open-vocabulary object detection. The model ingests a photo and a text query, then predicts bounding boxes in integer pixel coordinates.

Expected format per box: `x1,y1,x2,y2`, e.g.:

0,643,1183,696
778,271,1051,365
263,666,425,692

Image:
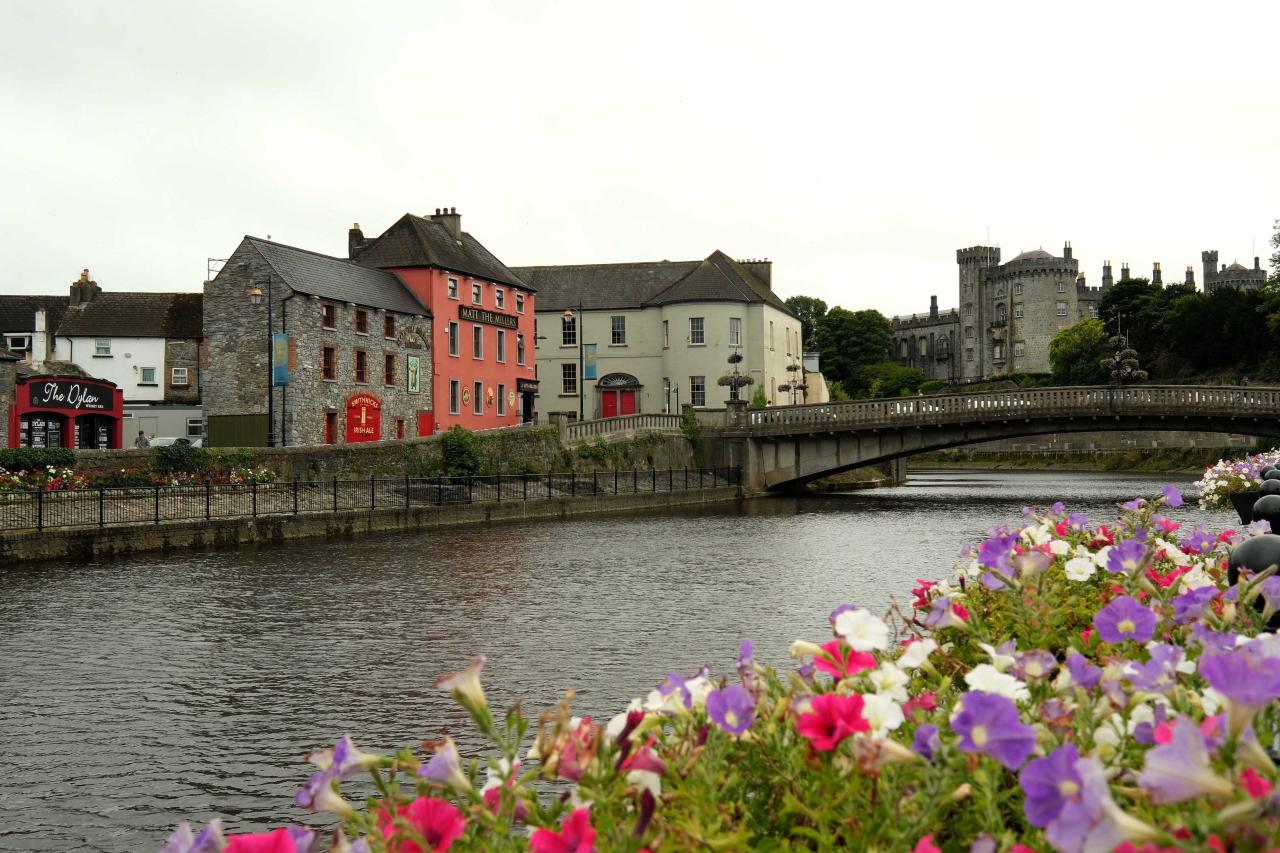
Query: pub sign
345,392,382,443
25,378,113,411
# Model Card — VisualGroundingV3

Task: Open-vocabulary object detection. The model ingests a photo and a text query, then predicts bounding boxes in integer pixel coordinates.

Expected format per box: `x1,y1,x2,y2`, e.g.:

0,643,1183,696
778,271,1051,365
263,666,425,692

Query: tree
814,308,892,395
859,362,925,398
1049,319,1111,385
1101,336,1148,385
784,295,828,345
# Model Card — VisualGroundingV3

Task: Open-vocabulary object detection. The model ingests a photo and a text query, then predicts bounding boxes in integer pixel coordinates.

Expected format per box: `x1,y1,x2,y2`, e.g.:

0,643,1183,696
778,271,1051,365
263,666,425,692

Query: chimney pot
435,208,440,215
450,207,456,215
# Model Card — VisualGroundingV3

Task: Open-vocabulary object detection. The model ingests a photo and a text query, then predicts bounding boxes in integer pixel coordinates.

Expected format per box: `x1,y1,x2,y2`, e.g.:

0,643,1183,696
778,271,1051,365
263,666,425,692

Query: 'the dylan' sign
29,379,111,411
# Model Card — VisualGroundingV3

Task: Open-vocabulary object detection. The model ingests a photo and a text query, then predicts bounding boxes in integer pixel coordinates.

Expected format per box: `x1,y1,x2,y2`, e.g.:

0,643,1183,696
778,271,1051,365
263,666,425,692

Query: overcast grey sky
3,1,1276,316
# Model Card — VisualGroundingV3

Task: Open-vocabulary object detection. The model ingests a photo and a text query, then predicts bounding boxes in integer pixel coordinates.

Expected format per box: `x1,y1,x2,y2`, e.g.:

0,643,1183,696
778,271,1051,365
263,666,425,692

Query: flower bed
165,484,1280,853
1194,451,1279,511
0,465,279,493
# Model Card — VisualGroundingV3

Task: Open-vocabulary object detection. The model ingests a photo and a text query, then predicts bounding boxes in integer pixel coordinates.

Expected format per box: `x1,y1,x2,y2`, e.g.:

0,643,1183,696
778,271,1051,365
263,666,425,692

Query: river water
0,469,1217,851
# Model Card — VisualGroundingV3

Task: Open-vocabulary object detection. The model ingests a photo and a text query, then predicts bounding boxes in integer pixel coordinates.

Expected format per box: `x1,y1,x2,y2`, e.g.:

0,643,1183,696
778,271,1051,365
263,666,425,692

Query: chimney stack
1256,257,1262,270
69,268,101,306
1185,266,1195,286
1152,262,1162,286
432,207,462,241
1120,263,1130,281
1063,240,1072,261
739,258,772,289
929,294,939,319
348,222,367,259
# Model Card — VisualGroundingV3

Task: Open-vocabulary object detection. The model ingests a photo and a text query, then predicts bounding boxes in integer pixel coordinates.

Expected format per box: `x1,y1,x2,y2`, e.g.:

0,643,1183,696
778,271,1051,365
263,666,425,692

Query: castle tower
1202,250,1218,290
1185,266,1195,287
1152,262,1162,286
956,246,1000,381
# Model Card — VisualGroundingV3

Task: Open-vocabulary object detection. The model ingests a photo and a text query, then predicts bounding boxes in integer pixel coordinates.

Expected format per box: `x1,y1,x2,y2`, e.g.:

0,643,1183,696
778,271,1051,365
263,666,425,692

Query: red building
350,209,537,431
9,375,124,449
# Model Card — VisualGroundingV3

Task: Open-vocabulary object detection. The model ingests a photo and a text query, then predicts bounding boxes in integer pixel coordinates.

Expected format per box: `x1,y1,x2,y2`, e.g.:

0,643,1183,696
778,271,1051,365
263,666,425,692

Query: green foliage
440,426,481,476
919,380,946,393
747,385,769,409
1049,318,1111,385
813,307,892,394
153,444,210,475
680,407,702,451
576,437,612,464
859,361,925,398
0,447,75,471
783,294,828,343
826,379,851,401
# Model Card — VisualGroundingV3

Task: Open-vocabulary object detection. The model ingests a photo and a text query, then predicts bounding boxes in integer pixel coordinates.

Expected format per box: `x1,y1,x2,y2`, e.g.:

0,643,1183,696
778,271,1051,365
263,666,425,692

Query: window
966,348,975,362
1014,341,1026,358
472,381,483,415
689,317,705,345
611,315,626,345
965,326,975,339
472,325,483,359
1056,301,1068,316
396,419,405,440
1057,281,1067,293
993,343,1005,361
995,303,1007,323
384,353,396,385
562,315,577,346
322,303,336,328
471,283,482,305
448,322,460,357
963,303,974,316
769,320,774,350
515,292,525,314
662,320,669,349
355,309,368,334
689,375,706,407
171,367,189,387
516,333,525,365
1014,303,1024,319
354,350,368,383
1014,283,1024,296
384,314,396,338
325,411,337,445
94,338,111,356
447,278,459,299
6,335,29,353
495,288,505,310
322,345,337,380
186,417,203,438
139,367,157,385
449,380,460,414
562,363,578,395
497,383,506,416
497,329,507,362
729,317,741,348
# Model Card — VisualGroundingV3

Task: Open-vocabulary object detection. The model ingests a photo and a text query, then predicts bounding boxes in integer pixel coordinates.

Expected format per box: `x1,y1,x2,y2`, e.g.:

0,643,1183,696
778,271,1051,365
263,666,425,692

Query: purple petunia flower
705,684,756,736
1105,539,1147,574
1066,512,1090,532
1050,501,1066,516
737,640,757,686
978,528,1019,573
1198,641,1280,709
912,723,940,762
1124,643,1183,693
1137,717,1234,803
1011,649,1057,681
1172,586,1218,624
1122,498,1145,511
1019,743,1082,827
1131,703,1168,746
1093,595,1156,644
1260,577,1280,613
979,571,1007,590
1179,526,1217,554
1161,484,1184,508
950,691,1036,770
162,821,225,853
1064,650,1102,689
1044,755,1129,853
1191,622,1238,652
923,596,967,630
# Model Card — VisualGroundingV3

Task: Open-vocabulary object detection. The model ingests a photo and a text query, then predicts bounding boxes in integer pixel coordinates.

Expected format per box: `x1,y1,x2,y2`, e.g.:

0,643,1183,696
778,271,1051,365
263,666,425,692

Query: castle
892,243,1267,383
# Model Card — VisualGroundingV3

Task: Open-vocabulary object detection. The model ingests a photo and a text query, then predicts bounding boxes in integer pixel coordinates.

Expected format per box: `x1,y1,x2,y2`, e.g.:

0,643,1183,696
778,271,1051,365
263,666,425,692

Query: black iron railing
0,467,742,533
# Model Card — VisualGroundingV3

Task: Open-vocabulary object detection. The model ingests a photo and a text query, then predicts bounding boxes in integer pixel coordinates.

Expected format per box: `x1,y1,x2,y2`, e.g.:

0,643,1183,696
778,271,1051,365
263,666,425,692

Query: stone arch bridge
698,385,1280,492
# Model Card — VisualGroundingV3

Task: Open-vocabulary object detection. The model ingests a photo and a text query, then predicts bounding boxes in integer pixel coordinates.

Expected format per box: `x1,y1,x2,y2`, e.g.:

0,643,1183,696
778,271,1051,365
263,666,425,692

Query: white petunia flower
964,663,1030,702
897,638,938,670
860,693,906,737
978,642,1016,672
868,662,909,703
1178,567,1215,592
834,609,890,652
1064,556,1097,582
1092,545,1114,568
1049,539,1070,556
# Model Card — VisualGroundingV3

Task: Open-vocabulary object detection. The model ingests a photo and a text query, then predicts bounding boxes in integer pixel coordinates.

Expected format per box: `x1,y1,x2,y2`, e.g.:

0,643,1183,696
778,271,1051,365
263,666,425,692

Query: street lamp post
248,278,276,447
563,307,585,420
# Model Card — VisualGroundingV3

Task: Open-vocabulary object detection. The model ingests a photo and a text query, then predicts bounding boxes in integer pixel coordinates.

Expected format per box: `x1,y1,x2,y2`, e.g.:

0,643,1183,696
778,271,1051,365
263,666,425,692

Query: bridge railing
563,413,685,442
739,385,1280,432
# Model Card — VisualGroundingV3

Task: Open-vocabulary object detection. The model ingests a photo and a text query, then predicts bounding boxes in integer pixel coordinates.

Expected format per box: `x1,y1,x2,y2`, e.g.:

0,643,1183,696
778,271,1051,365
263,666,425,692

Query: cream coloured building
514,252,804,420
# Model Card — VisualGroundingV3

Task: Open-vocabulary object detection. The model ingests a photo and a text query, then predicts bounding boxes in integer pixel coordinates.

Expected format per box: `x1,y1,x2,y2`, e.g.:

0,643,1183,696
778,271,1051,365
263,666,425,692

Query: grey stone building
203,236,432,447
889,296,958,383
1201,250,1267,292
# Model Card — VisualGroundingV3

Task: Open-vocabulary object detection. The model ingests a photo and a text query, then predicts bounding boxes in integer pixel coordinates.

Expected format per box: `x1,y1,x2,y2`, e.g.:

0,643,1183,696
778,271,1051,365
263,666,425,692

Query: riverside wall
0,486,741,565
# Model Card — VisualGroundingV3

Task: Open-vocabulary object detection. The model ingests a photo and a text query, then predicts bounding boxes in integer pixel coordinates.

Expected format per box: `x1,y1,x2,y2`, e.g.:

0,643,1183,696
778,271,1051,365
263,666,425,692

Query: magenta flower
530,808,595,853
1092,596,1156,644
1019,743,1082,827
1161,484,1184,508
1105,539,1147,574
1137,717,1234,803
705,684,756,736
950,691,1035,770
224,828,319,853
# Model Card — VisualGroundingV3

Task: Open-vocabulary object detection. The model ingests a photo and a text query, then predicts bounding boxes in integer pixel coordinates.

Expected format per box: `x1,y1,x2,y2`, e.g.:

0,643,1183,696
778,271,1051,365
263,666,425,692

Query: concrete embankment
0,487,741,565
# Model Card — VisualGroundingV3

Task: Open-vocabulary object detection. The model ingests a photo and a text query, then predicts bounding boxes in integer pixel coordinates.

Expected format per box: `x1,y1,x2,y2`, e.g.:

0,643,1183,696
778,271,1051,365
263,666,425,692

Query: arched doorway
597,373,641,418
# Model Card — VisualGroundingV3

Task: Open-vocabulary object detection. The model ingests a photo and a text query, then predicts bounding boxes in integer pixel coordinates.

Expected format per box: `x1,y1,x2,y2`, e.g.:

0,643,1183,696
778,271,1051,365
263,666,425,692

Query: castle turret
1185,266,1195,287
1202,250,1218,288
1152,262,1162,286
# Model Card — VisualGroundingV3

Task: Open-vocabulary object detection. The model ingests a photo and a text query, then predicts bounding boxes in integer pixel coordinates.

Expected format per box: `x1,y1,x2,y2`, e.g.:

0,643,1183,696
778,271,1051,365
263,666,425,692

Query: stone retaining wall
0,486,740,565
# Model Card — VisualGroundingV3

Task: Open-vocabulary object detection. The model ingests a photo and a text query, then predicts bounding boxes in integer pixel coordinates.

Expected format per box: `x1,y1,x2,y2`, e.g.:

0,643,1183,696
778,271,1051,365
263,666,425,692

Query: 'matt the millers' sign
27,379,112,411
458,305,519,330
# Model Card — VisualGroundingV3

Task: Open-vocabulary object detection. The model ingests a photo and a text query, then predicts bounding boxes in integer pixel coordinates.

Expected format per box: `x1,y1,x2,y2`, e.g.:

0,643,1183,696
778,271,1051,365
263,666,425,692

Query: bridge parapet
718,385,1280,437
562,413,685,443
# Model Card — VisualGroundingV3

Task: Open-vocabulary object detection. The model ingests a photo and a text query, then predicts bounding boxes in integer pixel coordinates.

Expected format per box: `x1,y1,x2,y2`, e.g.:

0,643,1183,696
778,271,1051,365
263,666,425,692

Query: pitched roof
57,293,204,338
246,237,427,315
512,260,700,311
353,214,530,290
0,295,70,333
512,251,796,317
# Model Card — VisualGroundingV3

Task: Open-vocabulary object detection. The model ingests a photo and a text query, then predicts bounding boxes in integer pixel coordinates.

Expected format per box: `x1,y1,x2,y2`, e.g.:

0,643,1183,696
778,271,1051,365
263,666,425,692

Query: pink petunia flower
795,693,870,752
530,808,596,853
378,796,466,853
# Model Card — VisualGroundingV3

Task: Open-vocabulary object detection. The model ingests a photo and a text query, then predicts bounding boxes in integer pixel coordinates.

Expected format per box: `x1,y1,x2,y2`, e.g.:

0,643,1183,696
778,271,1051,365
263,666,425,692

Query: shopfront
9,376,124,449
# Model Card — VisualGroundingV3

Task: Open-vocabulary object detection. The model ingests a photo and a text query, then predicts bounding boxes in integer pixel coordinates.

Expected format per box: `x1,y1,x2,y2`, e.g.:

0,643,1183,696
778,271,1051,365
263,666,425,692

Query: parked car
148,437,191,447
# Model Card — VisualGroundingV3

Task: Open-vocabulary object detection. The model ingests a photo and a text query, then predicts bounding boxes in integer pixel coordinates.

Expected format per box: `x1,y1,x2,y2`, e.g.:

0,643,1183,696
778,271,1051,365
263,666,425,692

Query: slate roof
0,295,70,333
1010,249,1055,262
58,293,205,338
353,214,530,290
246,237,427,316
512,251,796,317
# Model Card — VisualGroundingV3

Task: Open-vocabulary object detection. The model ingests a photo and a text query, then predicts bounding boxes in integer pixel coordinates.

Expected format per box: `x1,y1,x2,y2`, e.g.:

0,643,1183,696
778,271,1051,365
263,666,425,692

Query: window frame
171,367,189,387
497,383,506,416
562,316,577,347
139,367,157,385
355,309,369,335
610,315,626,346
94,338,111,356
472,324,483,360
662,320,669,349
728,317,742,348
383,314,396,339
383,352,396,385
495,288,505,310
688,317,705,346
1055,301,1068,316
515,292,525,314
561,362,578,395
689,375,706,407
354,349,368,384
447,278,459,300
471,283,482,305
322,345,337,380
516,333,525,365
186,417,203,438
449,380,460,414
448,322,460,357
472,380,483,415
321,303,337,329
496,329,507,363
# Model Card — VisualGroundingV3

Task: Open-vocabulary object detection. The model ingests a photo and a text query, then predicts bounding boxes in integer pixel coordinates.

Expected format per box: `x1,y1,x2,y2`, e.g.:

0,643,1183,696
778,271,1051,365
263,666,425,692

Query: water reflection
0,469,1208,851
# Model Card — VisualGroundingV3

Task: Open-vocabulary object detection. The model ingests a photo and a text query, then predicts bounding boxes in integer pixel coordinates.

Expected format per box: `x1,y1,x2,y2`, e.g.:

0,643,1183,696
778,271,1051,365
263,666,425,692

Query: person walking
134,430,150,448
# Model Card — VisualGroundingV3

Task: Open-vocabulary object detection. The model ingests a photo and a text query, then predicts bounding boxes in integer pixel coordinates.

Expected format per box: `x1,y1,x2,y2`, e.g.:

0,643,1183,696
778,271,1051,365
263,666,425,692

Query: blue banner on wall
272,333,290,387
583,343,597,380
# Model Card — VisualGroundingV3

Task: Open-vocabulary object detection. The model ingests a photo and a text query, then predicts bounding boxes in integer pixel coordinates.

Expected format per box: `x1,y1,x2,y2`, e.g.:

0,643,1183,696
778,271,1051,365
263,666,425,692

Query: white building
515,251,806,420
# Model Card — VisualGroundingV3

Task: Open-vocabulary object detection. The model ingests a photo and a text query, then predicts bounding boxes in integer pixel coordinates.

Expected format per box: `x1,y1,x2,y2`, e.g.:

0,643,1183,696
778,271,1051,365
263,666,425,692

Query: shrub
0,447,75,470
153,444,210,475
440,426,481,477
748,385,769,409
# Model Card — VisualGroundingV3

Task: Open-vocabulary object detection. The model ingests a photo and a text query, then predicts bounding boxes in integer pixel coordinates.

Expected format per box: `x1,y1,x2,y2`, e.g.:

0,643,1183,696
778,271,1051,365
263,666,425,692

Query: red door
601,391,618,418
619,390,637,415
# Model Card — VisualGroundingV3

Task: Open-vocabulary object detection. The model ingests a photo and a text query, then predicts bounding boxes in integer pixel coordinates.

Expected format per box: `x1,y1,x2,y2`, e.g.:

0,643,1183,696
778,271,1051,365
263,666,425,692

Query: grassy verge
910,447,1238,474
